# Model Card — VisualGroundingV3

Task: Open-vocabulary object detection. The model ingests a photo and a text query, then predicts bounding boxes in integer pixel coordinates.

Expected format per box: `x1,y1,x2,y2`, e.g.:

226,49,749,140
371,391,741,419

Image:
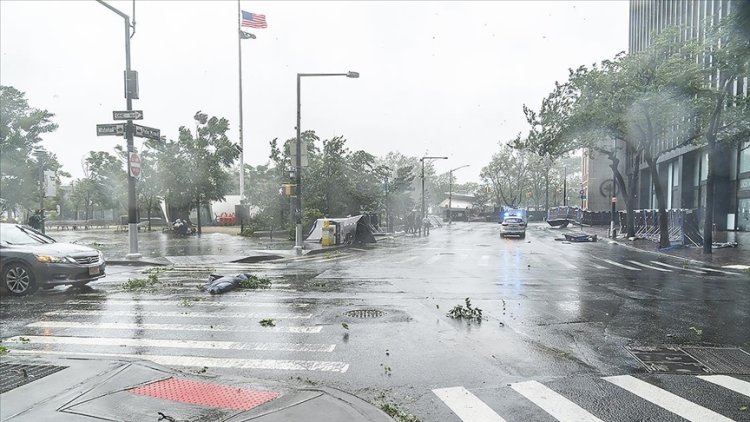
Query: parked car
500,216,527,238
0,223,106,296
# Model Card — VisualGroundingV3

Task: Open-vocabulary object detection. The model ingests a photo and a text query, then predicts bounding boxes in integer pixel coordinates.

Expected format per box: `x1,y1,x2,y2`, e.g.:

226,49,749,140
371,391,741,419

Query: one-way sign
133,124,160,141
96,123,125,136
113,110,143,120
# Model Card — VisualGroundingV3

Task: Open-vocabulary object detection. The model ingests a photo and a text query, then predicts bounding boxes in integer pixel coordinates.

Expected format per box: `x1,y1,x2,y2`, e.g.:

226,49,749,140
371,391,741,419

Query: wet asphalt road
1,222,749,421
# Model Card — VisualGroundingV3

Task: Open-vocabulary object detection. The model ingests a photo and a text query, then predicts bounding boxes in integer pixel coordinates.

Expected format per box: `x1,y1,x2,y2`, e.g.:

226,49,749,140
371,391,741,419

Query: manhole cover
344,309,385,319
0,363,68,394
626,346,710,374
682,347,750,375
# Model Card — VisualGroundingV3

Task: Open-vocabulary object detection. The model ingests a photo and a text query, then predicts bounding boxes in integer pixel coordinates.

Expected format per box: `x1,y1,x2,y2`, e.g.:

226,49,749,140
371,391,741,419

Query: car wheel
520,233,526,239
2,262,38,296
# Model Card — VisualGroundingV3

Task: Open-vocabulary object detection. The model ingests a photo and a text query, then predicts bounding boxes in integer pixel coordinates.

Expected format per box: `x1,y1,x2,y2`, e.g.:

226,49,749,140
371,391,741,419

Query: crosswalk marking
8,350,349,373
395,256,420,264
596,258,641,271
45,309,312,319
63,300,309,308
604,375,733,422
627,260,672,272
696,375,750,397
510,380,604,422
649,261,705,273
479,255,490,267
432,387,507,422
694,267,741,275
4,335,336,353
426,255,442,265
27,321,323,333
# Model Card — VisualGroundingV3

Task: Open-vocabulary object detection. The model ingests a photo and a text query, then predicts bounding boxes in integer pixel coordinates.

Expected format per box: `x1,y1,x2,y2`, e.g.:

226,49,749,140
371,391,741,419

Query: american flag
241,11,267,29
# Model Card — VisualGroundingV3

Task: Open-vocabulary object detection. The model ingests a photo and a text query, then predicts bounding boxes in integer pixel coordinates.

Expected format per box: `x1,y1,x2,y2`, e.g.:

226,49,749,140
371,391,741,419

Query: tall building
584,0,749,232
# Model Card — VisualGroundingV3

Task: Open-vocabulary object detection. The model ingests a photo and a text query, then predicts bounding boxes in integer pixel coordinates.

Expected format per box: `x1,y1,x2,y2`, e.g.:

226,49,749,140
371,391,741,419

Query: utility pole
96,0,141,259
611,139,618,238
420,156,448,220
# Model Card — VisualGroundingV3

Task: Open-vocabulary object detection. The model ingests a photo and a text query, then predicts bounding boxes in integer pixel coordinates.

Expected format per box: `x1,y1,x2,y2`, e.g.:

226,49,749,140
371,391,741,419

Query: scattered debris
341,322,349,330
712,242,738,249
19,337,30,343
435,304,439,309
447,298,483,323
689,326,703,336
200,273,271,294
386,349,390,356
564,233,597,242
192,366,208,374
157,412,177,422
122,274,160,291
380,363,392,376
0,345,8,355
378,402,422,422
259,319,276,327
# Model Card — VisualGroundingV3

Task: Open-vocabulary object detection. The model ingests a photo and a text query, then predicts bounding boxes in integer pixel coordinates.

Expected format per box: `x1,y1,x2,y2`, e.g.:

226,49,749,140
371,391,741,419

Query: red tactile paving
129,378,279,411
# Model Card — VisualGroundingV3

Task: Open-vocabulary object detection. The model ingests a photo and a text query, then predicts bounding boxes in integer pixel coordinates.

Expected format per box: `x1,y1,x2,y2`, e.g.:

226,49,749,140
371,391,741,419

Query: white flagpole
237,0,245,201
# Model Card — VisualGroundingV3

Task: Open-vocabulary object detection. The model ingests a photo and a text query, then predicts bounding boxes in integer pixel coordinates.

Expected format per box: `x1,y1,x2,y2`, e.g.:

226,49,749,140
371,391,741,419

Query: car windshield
0,225,56,245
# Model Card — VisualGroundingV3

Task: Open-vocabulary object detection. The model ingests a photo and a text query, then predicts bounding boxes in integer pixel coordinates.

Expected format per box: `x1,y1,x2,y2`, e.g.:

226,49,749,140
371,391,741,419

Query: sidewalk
565,224,750,270
0,354,392,422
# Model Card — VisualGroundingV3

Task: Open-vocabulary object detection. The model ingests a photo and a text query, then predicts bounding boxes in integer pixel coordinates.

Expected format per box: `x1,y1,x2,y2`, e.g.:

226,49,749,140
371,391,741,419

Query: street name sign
113,110,144,120
133,124,160,140
96,123,125,136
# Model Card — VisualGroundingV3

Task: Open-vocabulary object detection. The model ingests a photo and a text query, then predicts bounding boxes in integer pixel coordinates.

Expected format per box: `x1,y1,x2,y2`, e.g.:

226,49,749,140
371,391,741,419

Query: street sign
113,110,143,120
133,124,160,140
129,152,141,178
96,123,125,136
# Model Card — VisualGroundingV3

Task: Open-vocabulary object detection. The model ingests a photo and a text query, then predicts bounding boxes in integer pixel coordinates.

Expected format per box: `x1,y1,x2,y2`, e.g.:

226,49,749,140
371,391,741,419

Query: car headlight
98,251,105,262
35,255,75,264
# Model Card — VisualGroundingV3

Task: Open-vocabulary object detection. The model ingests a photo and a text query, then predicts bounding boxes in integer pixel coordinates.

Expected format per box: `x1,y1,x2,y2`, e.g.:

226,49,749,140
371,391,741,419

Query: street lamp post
33,150,47,234
420,156,448,221
448,165,469,225
96,0,140,259
295,71,359,254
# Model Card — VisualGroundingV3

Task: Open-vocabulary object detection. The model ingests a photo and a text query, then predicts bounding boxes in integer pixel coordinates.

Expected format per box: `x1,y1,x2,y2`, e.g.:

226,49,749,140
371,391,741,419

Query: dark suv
0,223,106,296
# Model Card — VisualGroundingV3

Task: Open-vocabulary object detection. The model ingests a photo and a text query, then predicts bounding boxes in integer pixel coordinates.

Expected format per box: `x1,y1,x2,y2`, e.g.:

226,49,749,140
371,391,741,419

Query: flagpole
237,0,245,202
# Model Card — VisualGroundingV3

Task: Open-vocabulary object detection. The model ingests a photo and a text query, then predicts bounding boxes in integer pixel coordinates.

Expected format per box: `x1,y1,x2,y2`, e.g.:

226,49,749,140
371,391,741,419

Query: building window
700,151,709,181
741,142,750,174
672,162,679,187
739,198,750,232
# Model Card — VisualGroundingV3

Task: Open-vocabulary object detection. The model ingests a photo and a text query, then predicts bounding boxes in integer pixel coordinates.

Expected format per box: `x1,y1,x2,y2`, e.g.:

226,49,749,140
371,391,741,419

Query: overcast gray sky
1,0,628,183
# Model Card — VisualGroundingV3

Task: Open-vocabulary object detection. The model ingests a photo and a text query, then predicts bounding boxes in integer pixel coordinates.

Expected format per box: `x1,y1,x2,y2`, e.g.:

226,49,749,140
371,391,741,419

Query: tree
481,141,534,208
0,86,59,216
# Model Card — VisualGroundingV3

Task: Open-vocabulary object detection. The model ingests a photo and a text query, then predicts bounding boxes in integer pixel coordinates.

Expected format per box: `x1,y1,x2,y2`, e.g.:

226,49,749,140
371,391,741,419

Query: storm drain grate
626,346,710,374
344,309,385,319
681,347,750,375
0,363,68,394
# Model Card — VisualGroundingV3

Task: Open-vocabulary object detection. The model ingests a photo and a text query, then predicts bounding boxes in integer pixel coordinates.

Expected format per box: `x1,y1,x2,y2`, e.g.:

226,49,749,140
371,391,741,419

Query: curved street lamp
420,156,448,220
448,165,470,225
294,71,359,254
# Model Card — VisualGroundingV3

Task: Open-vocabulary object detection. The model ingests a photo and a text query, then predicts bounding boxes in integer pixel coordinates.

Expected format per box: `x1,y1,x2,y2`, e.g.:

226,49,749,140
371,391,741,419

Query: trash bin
321,220,335,246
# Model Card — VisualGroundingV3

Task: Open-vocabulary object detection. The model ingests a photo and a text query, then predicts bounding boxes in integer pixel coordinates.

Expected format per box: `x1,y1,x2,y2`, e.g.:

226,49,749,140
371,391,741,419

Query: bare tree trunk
196,197,202,235
645,155,670,248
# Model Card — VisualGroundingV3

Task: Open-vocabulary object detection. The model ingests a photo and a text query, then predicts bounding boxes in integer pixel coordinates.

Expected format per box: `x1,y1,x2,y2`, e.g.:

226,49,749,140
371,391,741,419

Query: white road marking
596,258,641,271
479,256,490,267
696,375,750,397
694,267,740,275
64,300,308,308
722,264,750,270
45,310,312,319
4,335,335,352
604,375,733,421
8,350,349,373
432,387,507,422
591,263,608,269
27,321,322,333
511,380,603,422
395,256,419,264
626,260,672,272
426,255,442,265
649,261,705,274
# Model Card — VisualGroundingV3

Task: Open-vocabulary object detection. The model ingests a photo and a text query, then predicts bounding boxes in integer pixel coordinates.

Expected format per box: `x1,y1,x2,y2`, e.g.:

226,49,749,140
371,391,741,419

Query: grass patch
259,318,276,327
239,275,272,289
447,297,483,323
0,345,8,356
